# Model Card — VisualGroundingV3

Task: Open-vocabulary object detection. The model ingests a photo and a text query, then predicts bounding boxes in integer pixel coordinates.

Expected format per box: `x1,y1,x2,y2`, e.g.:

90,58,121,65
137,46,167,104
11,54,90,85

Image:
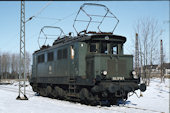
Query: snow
0,78,169,113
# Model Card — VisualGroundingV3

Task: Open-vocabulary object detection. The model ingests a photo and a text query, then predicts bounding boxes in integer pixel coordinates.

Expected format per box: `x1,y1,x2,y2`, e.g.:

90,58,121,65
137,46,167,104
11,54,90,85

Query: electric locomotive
30,3,146,105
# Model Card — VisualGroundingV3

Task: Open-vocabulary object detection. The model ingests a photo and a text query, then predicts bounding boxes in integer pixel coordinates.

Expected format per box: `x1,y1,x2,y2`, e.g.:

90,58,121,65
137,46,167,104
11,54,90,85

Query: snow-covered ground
0,78,169,113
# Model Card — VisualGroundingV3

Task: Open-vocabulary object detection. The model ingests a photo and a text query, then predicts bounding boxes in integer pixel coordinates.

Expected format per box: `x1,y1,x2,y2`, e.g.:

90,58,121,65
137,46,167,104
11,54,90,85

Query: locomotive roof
34,34,126,54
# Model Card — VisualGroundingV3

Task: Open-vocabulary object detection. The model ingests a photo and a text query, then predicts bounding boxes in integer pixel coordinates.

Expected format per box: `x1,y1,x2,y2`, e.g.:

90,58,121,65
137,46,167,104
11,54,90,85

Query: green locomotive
30,3,146,105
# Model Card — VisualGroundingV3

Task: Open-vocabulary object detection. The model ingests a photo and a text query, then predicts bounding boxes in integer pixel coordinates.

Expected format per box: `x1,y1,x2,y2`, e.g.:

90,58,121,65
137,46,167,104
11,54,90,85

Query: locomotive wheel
79,88,98,105
32,84,38,92
51,89,58,98
79,88,89,104
51,86,60,98
109,98,119,105
32,86,37,92
40,88,48,97
46,85,52,97
51,86,66,99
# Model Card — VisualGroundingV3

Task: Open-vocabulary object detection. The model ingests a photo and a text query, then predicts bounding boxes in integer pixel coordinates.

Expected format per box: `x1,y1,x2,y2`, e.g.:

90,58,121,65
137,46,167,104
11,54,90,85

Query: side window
57,48,68,60
38,54,44,63
47,52,54,61
90,43,96,52
63,48,67,59
57,49,62,60
112,45,118,55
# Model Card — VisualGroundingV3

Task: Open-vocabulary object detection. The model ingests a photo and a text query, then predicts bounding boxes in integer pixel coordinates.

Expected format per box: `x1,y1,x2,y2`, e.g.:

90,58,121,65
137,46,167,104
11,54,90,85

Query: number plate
112,77,125,80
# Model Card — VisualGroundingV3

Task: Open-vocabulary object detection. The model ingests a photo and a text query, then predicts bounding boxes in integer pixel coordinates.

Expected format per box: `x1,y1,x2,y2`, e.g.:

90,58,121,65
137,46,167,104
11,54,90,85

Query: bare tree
134,17,163,85
1,52,11,79
19,51,31,79
0,51,31,79
15,54,20,75
11,53,15,73
11,53,20,79
25,52,31,77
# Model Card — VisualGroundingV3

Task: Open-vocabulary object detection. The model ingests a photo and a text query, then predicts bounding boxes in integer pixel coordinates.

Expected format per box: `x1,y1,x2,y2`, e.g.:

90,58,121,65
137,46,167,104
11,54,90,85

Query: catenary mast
16,0,28,100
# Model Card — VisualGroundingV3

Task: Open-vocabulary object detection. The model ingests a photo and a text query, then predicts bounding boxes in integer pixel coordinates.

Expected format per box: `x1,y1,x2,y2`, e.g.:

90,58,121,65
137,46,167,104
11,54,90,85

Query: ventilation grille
107,59,126,76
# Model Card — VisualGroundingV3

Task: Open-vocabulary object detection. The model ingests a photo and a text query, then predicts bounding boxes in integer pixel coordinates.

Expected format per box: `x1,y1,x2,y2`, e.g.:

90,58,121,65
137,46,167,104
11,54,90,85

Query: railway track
123,105,165,113
98,106,126,113
110,105,165,113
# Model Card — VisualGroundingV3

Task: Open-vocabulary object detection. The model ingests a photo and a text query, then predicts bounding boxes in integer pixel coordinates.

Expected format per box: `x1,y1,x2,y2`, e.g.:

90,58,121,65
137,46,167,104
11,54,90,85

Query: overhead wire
35,17,62,21
34,2,52,17
2,2,53,53
4,2,102,53
33,1,101,25
24,2,55,49
26,2,77,28
50,12,77,25
50,1,102,26
1,2,69,54
25,1,52,22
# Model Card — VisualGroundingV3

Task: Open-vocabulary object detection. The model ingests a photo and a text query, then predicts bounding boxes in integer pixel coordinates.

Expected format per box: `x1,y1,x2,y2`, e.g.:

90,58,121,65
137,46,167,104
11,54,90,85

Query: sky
0,1,169,63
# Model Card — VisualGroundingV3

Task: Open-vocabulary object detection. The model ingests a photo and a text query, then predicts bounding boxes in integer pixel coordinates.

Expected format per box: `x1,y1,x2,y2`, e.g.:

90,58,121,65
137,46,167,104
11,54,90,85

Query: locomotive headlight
132,71,138,79
102,71,107,76
132,71,136,75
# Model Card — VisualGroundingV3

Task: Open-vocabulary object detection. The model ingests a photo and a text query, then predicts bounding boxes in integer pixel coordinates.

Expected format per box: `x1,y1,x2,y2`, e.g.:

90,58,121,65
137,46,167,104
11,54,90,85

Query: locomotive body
30,34,146,105
30,3,146,105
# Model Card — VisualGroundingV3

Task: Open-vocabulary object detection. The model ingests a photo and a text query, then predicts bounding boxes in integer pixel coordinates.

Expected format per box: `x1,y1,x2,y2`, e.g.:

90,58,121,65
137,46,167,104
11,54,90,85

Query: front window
112,45,118,55
88,42,121,55
90,43,97,52
101,42,108,54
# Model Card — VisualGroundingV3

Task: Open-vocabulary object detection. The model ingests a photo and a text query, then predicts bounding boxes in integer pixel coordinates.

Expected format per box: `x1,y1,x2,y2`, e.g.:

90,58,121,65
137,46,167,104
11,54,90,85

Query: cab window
88,42,120,55
101,42,108,54
89,43,97,52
